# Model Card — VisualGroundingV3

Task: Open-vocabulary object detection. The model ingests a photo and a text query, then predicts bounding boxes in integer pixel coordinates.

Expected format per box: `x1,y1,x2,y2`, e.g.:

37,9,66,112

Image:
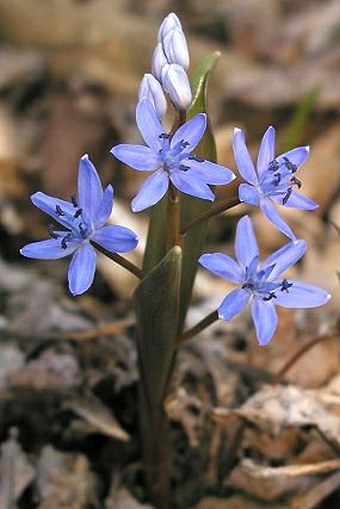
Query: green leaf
280,85,321,152
133,246,182,406
178,51,221,332
142,194,168,273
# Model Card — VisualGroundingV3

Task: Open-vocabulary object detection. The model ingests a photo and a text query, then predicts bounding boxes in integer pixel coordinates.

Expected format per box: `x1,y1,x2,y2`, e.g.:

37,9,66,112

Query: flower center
241,257,293,301
259,156,301,203
49,196,93,249
159,132,205,174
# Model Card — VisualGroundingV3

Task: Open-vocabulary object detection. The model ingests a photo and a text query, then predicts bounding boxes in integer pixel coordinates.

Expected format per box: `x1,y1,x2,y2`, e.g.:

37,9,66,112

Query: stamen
79,223,87,238
74,208,83,218
272,172,281,186
61,233,71,249
181,140,190,149
71,194,78,207
48,225,58,239
56,205,65,216
242,282,254,290
263,292,277,301
179,164,190,171
280,279,293,293
159,133,170,139
282,188,292,205
291,176,302,189
283,157,297,173
268,159,279,172
188,154,205,163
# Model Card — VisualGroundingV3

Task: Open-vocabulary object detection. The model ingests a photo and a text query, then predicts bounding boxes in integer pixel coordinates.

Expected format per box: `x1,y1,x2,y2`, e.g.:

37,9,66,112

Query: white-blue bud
138,74,167,118
162,28,189,69
162,64,192,111
157,12,182,42
151,43,168,82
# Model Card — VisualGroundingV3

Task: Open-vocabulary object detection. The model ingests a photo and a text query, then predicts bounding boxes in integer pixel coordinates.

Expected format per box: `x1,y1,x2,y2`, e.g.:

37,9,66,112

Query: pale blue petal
235,215,259,267
273,191,318,210
257,126,275,176
21,238,78,260
233,128,258,185
68,242,96,296
276,146,309,170
199,253,243,283
275,281,331,308
260,198,296,239
31,192,75,228
136,99,164,150
251,298,278,346
261,239,306,279
170,171,214,201
94,185,113,228
238,183,260,207
111,144,161,171
186,159,235,185
218,289,250,320
92,225,138,253
131,170,169,212
78,155,103,219
171,114,206,152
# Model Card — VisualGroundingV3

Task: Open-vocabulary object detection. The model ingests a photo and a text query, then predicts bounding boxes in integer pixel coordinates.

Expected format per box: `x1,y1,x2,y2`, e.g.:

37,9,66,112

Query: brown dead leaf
228,457,340,501
0,429,35,508
105,488,155,509
36,445,97,509
193,494,286,509
213,384,340,449
65,392,130,442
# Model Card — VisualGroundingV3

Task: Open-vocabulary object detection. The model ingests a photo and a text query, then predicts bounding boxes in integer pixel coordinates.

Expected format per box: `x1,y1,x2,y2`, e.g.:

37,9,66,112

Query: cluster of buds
138,12,192,115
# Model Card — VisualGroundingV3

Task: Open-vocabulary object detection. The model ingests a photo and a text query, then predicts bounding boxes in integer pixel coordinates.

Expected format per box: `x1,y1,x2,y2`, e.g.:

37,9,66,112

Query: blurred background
0,1,339,508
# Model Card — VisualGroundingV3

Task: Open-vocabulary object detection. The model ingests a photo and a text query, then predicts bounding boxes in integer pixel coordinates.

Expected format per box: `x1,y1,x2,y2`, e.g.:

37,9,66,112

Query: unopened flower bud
138,74,167,118
162,64,192,111
151,43,168,81
157,12,182,42
162,28,189,69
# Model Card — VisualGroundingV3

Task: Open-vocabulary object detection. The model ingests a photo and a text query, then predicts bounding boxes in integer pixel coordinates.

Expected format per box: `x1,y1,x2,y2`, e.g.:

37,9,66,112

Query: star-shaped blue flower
111,99,235,212
233,126,318,239
199,215,330,346
21,155,138,296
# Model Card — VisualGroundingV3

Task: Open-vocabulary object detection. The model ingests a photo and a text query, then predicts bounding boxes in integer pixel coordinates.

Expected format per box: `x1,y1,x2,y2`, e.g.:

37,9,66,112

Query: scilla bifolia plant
21,12,330,509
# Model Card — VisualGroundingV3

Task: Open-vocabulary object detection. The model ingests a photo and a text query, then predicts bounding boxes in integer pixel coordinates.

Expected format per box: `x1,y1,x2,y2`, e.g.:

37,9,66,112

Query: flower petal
92,225,138,253
170,170,215,201
233,128,258,185
111,144,161,171
94,185,114,228
257,126,275,176
218,289,250,320
275,281,331,308
238,182,260,207
131,170,169,212
77,155,103,219
261,239,306,279
31,192,75,228
199,253,243,283
235,215,259,267
171,114,206,152
186,159,235,185
274,190,318,210
136,99,164,150
260,198,295,239
276,146,309,171
251,298,278,346
20,238,78,260
68,242,96,296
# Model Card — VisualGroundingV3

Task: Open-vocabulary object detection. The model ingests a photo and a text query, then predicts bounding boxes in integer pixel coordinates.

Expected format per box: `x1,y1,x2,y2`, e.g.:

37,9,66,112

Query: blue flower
111,99,235,212
21,155,138,296
233,126,318,239
199,215,330,346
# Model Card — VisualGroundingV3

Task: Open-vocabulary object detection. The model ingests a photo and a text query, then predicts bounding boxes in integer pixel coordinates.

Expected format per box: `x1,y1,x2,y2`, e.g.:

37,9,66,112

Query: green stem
180,195,240,235
91,241,144,280
167,184,181,250
176,310,219,345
